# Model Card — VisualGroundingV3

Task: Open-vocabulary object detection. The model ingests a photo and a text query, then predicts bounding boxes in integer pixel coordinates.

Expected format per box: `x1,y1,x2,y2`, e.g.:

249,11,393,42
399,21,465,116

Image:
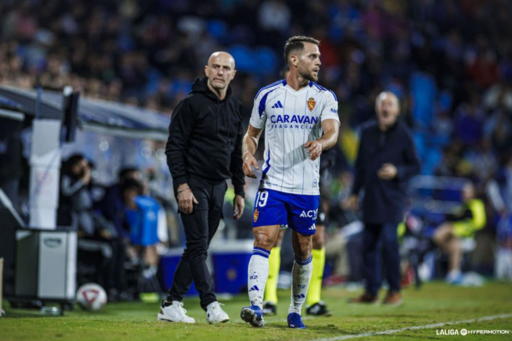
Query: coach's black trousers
168,177,226,310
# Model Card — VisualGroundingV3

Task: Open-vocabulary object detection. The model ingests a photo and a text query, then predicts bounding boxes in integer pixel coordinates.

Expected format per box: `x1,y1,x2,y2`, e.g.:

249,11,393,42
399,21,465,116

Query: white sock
288,256,313,315
247,247,270,308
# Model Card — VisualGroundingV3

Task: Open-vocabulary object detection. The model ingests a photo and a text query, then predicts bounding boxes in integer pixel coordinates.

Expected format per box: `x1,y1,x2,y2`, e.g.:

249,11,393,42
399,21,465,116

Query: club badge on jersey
307,97,316,111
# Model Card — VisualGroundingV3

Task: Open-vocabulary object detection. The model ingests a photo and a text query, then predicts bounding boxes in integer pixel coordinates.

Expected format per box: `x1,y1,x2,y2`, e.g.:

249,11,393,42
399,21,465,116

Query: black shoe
306,302,331,316
262,302,276,315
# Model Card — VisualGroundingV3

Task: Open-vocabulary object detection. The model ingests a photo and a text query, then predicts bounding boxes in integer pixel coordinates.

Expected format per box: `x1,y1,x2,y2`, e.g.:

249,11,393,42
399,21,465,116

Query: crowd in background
2,0,512,277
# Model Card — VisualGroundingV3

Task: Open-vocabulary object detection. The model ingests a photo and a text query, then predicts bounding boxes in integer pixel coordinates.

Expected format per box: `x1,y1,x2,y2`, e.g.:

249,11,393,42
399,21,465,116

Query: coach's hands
178,184,198,214
233,195,244,220
378,163,397,180
243,154,259,178
305,140,323,161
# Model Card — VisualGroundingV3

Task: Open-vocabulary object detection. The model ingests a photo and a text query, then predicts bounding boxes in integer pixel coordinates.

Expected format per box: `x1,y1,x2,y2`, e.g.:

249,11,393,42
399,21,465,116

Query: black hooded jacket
165,77,245,197
351,119,420,224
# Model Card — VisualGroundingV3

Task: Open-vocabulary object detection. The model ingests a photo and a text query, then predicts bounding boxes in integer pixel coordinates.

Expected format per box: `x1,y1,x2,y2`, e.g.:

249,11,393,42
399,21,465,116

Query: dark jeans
363,222,401,296
168,177,226,310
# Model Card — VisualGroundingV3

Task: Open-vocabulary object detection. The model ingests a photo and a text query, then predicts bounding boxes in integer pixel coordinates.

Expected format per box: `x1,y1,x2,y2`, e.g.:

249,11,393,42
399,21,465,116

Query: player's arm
305,91,340,161
242,124,263,178
305,119,339,161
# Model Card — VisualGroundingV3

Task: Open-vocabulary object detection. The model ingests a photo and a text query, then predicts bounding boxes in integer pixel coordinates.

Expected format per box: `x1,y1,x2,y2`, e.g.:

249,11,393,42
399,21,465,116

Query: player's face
297,42,321,82
205,53,236,91
376,93,400,128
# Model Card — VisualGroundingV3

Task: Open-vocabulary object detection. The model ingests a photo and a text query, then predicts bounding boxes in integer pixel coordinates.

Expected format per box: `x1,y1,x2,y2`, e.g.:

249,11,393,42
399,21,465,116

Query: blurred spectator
122,178,163,282
96,167,142,239
433,181,486,284
57,154,124,296
453,93,485,146
497,156,512,213
0,116,23,208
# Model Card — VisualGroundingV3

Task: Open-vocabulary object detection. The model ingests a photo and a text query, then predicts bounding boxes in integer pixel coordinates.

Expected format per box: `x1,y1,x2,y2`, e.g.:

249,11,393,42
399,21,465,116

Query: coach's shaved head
207,51,235,69
204,51,236,100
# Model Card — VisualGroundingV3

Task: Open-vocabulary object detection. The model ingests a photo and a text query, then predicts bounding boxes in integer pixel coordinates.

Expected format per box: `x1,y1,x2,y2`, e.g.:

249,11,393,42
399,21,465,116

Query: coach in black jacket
159,52,245,324
346,92,420,306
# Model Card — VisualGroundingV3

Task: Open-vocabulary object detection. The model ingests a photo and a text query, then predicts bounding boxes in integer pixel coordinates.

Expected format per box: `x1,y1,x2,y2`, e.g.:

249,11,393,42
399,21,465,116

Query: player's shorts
252,189,320,236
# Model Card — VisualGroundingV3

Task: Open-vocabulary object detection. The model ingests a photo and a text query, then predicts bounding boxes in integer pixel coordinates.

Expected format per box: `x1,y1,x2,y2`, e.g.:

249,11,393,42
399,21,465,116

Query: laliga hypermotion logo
307,97,316,111
253,209,259,222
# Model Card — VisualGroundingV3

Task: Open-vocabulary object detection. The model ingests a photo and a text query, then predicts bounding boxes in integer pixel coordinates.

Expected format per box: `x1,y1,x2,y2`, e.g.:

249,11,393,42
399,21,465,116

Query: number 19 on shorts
255,191,269,208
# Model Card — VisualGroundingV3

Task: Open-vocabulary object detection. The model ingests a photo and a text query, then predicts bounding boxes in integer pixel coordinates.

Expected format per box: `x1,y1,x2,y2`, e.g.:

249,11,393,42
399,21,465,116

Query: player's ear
230,69,237,80
204,65,209,77
290,55,298,68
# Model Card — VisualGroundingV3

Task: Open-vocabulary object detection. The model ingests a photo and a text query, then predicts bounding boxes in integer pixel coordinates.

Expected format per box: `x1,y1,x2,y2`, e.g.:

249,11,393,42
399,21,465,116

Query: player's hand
378,163,397,180
233,195,244,220
243,154,259,178
178,187,198,214
305,140,323,161
342,194,359,211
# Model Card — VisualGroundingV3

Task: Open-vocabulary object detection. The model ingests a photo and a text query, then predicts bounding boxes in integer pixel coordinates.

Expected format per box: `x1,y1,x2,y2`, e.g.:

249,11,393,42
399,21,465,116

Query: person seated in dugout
433,181,486,284
58,154,123,295
121,179,163,282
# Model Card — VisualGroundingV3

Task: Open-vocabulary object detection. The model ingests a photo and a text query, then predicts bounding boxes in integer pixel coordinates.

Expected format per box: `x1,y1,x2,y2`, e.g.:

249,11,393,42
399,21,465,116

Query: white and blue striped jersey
250,79,339,195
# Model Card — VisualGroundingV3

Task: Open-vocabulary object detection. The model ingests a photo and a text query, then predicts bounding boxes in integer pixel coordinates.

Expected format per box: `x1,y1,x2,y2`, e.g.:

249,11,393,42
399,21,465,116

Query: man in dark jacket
158,52,245,324
345,91,420,306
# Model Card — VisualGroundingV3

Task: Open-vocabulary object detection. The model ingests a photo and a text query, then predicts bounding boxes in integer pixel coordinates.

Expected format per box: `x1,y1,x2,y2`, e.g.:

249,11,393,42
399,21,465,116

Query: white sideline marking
312,314,512,341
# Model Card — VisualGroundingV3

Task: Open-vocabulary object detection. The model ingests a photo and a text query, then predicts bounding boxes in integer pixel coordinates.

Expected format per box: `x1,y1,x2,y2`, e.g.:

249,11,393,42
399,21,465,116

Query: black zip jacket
165,77,245,197
351,119,420,224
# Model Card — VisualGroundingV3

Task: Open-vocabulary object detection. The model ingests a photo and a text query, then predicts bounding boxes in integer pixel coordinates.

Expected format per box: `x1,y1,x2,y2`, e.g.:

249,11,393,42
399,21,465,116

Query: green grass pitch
1,281,511,341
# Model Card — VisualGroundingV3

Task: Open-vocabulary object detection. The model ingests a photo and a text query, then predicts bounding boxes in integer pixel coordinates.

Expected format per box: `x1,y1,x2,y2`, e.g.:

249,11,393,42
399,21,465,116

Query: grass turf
1,281,511,341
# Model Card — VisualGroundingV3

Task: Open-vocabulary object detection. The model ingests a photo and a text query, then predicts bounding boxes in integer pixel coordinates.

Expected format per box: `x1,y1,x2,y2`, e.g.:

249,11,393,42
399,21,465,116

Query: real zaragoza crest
253,209,259,222
307,97,316,111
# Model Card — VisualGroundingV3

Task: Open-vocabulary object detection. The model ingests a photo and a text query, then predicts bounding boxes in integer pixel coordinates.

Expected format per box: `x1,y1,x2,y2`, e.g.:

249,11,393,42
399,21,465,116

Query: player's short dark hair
284,36,320,62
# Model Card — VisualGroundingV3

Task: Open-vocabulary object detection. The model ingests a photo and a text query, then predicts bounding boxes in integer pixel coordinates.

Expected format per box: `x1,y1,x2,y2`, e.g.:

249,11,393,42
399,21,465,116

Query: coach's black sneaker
262,302,277,315
306,302,332,316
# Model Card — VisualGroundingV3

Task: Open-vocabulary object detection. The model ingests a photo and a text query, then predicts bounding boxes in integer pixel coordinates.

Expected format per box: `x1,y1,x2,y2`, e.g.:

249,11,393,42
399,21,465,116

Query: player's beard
301,69,318,82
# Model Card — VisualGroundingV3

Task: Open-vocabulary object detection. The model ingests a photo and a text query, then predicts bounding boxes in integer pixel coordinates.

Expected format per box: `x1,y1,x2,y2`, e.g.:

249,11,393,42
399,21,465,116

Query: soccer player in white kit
240,36,340,329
